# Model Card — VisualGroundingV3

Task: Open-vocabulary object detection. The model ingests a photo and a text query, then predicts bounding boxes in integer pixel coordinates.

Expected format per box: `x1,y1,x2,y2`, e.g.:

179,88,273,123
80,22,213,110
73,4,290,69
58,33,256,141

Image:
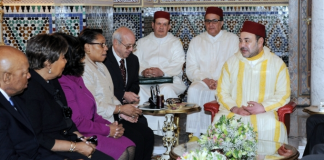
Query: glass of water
319,99,324,112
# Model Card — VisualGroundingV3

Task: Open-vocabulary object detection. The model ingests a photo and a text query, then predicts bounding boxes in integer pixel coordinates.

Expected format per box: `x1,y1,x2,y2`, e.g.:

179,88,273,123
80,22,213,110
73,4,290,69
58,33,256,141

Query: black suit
104,47,140,103
303,114,324,157
104,47,147,125
104,47,154,160
0,93,64,160
18,70,113,160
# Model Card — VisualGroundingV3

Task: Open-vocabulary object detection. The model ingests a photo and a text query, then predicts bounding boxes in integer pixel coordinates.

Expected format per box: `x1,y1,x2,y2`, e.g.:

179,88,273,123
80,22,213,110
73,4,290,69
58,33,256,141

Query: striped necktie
120,59,126,86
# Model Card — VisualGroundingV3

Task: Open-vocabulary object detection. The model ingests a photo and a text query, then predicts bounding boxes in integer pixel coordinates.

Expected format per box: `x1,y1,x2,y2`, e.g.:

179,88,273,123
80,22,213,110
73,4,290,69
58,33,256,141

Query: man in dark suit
103,29,140,104
103,27,144,124
103,27,154,160
302,114,324,159
0,46,63,160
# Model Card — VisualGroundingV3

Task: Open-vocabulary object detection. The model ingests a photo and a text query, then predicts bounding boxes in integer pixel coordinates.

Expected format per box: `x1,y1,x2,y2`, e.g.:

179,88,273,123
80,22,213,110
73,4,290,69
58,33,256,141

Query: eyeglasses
204,19,222,25
117,40,137,50
88,43,107,48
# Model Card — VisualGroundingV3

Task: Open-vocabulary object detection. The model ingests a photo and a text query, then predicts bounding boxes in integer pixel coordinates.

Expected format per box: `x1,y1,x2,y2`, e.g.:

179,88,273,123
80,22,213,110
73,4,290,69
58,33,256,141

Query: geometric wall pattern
3,15,51,51
2,6,289,61
85,6,114,46
3,5,304,103
54,6,85,36
2,6,85,52
138,7,289,64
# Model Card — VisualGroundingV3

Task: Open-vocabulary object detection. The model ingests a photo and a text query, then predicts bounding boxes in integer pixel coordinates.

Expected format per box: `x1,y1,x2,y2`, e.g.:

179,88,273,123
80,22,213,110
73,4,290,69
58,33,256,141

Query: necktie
9,98,17,111
120,59,126,86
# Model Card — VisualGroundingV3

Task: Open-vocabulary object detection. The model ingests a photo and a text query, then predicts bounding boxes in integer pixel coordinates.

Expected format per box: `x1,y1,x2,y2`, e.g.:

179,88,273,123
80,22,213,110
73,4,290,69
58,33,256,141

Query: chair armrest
204,100,220,122
277,101,296,135
277,101,296,122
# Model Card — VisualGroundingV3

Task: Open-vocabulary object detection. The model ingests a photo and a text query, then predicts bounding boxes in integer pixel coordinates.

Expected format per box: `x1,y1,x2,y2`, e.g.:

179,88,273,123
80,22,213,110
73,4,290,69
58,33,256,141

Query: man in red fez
186,7,239,139
215,20,291,144
133,10,186,151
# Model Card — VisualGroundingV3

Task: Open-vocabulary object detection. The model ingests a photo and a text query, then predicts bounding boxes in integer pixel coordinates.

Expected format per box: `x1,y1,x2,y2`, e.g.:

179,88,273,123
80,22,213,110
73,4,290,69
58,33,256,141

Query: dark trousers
303,114,324,156
302,144,324,160
121,116,154,160
56,150,113,160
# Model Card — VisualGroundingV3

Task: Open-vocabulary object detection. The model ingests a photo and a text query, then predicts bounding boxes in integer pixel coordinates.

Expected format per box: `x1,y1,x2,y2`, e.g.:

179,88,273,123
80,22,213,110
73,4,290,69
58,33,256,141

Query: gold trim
303,106,324,115
141,103,201,115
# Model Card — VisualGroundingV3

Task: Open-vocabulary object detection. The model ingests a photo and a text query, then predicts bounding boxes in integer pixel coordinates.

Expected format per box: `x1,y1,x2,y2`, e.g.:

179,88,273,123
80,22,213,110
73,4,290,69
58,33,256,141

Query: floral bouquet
177,147,226,160
198,115,258,159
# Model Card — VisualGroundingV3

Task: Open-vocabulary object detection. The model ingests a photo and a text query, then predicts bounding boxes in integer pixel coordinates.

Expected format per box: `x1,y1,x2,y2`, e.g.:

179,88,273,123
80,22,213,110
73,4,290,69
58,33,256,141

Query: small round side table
140,103,201,160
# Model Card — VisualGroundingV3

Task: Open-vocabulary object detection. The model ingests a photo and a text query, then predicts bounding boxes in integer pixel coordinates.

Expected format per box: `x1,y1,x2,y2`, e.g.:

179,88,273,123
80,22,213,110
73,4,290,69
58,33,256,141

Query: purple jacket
59,75,111,135
59,75,134,159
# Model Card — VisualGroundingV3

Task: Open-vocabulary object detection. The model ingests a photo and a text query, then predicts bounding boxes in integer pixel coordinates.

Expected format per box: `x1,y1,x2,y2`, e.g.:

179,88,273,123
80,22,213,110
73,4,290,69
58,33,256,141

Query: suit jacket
103,47,140,103
18,70,78,150
0,93,63,160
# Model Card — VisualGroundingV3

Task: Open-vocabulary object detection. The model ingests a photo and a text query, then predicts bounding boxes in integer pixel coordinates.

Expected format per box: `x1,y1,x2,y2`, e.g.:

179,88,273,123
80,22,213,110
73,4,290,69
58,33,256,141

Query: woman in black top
18,34,113,160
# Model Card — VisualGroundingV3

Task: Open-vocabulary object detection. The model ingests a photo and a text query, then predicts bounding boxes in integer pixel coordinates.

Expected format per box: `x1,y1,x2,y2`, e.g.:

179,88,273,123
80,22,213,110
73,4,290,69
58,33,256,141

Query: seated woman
79,28,154,160
18,34,113,160
56,33,135,160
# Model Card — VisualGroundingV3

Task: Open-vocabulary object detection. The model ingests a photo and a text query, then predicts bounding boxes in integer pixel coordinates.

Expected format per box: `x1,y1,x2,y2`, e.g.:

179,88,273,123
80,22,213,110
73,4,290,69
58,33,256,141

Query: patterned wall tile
113,12,142,42
1,4,308,105
54,14,83,36
54,6,85,36
3,14,52,51
85,6,114,45
140,7,289,60
2,6,85,52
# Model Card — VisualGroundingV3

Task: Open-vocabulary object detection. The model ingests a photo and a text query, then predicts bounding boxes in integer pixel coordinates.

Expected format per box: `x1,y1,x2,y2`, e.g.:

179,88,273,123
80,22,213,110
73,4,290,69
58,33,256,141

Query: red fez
154,11,170,21
205,7,223,18
241,21,266,38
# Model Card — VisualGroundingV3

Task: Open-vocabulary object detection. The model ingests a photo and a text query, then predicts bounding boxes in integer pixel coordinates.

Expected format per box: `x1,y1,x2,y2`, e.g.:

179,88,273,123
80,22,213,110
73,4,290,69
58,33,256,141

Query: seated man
134,11,186,135
103,27,145,124
302,114,324,157
0,46,63,159
302,143,324,160
186,7,239,137
215,21,290,143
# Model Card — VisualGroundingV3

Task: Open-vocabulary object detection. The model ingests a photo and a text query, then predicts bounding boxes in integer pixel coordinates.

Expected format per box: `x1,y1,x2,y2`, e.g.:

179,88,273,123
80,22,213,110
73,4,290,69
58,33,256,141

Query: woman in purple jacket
56,33,135,160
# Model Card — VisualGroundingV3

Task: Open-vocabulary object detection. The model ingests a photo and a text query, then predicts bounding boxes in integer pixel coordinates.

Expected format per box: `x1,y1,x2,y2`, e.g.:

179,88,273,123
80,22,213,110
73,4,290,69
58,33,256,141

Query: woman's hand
120,113,138,123
51,140,95,158
107,121,124,138
73,131,84,138
74,142,96,157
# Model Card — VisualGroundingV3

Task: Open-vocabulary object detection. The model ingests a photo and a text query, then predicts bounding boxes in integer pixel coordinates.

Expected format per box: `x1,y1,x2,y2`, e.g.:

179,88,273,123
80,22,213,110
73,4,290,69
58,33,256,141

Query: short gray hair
112,29,122,44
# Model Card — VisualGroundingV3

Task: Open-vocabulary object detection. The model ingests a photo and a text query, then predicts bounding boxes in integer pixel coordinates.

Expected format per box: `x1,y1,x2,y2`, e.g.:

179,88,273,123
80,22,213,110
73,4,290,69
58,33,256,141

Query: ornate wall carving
1,1,311,105
3,0,287,7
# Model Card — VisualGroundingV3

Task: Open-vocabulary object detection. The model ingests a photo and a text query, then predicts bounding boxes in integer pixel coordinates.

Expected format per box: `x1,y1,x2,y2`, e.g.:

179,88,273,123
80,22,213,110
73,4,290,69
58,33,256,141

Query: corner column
311,0,324,105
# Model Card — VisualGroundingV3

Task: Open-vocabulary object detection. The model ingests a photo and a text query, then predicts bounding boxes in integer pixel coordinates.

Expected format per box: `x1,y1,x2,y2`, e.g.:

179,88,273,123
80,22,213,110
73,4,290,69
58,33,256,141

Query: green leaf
233,150,239,158
238,150,242,158
225,151,232,157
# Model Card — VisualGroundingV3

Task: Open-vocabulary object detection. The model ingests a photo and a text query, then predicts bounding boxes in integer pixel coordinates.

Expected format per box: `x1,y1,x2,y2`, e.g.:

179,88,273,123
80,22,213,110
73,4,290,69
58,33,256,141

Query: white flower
198,115,257,159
